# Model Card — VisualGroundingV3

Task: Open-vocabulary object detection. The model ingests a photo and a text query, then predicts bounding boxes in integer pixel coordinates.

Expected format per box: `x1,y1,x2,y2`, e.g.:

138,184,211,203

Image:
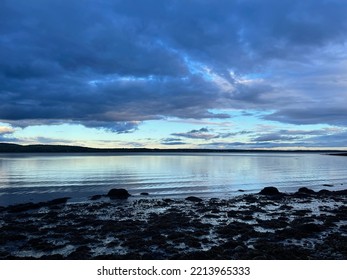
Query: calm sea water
0,153,346,206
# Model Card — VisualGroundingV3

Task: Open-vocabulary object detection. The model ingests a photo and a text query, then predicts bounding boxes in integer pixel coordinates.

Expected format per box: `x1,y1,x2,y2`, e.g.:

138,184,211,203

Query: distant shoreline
328,153,347,156
1,143,346,154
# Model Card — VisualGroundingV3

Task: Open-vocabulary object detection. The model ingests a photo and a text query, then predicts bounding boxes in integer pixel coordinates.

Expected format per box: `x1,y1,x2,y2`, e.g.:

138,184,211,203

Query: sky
1,0,347,149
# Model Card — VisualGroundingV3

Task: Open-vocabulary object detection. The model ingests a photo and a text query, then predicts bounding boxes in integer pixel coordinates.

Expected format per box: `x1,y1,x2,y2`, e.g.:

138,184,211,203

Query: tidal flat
0,189,346,260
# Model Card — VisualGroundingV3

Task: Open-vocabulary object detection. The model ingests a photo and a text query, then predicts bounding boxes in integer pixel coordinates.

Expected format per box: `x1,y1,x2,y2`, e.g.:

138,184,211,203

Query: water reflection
0,153,346,205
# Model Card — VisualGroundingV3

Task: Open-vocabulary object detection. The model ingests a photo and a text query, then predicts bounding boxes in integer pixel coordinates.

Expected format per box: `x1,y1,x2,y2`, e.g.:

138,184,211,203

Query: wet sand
0,190,346,260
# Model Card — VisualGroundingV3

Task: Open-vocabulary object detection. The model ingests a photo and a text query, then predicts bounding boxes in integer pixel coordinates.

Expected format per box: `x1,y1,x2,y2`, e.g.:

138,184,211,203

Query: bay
0,152,346,206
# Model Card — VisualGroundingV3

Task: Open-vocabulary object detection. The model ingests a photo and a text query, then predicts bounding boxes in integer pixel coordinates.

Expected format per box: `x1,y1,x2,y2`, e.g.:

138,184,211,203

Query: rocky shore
0,188,346,260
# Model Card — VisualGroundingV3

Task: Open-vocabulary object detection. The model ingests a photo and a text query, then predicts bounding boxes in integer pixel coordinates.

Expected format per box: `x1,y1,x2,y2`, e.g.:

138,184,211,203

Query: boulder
140,192,149,196
297,187,315,195
259,187,281,196
45,197,70,206
185,196,203,202
107,188,131,199
317,189,332,195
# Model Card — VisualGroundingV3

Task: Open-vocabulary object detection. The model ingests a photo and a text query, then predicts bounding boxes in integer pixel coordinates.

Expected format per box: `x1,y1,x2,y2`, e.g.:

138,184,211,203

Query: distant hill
0,142,346,154
329,152,347,156
0,143,149,153
0,143,249,153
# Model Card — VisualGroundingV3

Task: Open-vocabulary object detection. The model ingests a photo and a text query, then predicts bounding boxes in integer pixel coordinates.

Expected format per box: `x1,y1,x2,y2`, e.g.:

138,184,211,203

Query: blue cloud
172,128,217,140
1,0,347,136
161,138,187,146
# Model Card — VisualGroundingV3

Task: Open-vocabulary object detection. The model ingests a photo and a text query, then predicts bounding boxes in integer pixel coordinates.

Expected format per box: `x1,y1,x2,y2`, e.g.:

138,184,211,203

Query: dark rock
211,208,221,214
243,195,258,203
140,192,149,196
46,197,70,206
278,204,294,210
297,223,324,234
40,254,64,260
298,187,315,194
67,246,92,259
233,245,246,252
238,189,245,192
216,221,254,237
276,221,325,240
107,188,131,199
293,209,312,217
167,232,186,241
90,195,103,200
185,237,201,248
318,189,332,195
3,234,27,242
253,241,311,259
204,214,220,219
227,210,238,217
7,203,40,213
335,189,347,195
243,215,253,221
25,238,57,252
323,184,334,187
7,197,70,213
259,187,281,195
185,196,203,202
256,218,289,229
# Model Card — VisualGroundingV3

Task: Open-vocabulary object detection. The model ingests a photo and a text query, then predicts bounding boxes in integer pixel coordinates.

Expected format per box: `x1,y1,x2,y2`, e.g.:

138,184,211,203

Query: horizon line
1,142,347,153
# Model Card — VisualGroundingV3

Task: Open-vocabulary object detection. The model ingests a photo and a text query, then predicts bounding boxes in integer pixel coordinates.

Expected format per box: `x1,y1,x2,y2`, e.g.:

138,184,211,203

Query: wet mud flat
0,190,346,260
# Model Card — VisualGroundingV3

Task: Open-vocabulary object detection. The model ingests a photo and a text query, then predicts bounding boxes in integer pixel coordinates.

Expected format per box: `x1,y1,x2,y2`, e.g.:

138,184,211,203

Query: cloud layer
1,0,347,139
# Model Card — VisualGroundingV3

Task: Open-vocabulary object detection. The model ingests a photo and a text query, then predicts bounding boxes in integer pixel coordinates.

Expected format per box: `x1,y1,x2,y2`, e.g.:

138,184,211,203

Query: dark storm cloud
81,121,140,134
199,127,347,149
251,127,347,147
265,106,347,126
1,0,347,131
306,130,347,147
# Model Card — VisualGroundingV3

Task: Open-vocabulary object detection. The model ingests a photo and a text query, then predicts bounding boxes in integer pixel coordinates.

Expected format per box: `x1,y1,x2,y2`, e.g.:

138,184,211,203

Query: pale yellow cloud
0,126,15,134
